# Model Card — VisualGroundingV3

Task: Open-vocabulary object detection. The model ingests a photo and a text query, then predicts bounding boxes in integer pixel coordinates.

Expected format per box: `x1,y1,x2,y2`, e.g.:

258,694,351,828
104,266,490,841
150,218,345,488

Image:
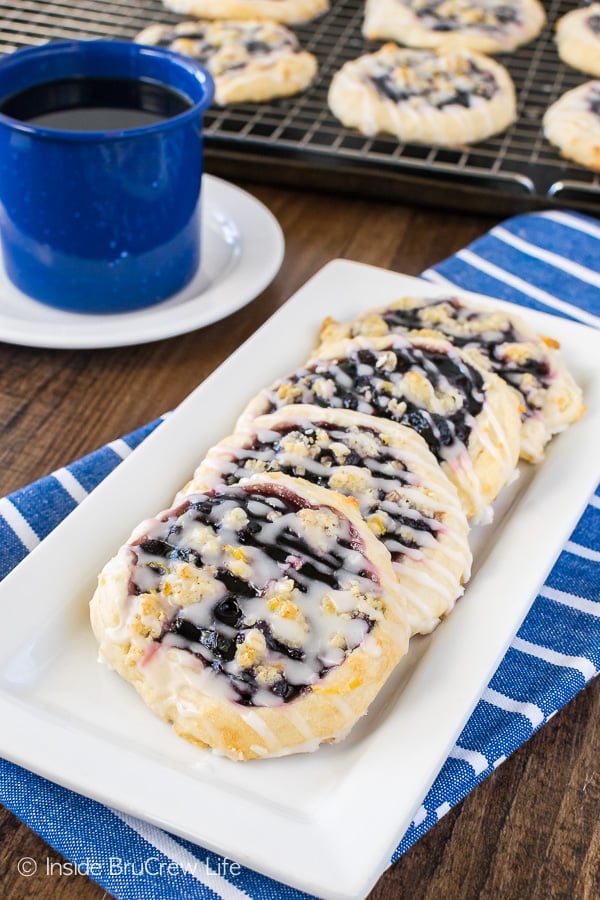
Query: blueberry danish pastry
363,0,546,54
240,334,521,520
318,294,585,464
161,0,329,24
328,45,516,145
180,405,472,634
135,20,317,104
90,474,409,760
543,81,600,172
555,5,600,78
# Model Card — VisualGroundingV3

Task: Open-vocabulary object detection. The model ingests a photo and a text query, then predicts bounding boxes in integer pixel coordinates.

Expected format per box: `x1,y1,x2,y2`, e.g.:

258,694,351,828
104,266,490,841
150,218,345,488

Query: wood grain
1,181,597,900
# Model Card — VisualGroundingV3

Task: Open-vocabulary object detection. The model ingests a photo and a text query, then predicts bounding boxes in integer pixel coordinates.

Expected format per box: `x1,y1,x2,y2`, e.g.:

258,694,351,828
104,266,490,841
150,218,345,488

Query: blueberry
216,567,256,597
213,596,243,627
138,539,174,557
202,630,236,662
345,452,362,467
169,616,202,642
271,679,303,701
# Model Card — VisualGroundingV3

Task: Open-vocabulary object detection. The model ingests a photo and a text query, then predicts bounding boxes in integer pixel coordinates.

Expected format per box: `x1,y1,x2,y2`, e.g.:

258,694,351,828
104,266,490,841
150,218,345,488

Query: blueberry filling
153,26,296,68
370,74,418,104
438,89,472,108
256,620,306,660
590,88,600,117
245,38,294,54
494,354,550,383
215,567,256,598
132,488,376,706
588,14,600,35
169,616,238,662
380,297,513,345
154,27,214,61
377,299,551,414
494,4,520,23
138,538,175,557
268,344,485,461
270,680,305,702
211,419,439,561
213,596,244,627
370,60,497,108
414,0,520,31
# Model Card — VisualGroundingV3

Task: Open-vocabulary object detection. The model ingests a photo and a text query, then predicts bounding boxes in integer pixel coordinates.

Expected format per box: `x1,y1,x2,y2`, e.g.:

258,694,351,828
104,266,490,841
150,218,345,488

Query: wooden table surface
1,180,599,900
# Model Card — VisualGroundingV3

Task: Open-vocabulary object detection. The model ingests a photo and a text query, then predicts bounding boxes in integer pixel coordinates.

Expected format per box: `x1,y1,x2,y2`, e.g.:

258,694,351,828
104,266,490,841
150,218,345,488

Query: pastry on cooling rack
543,81,600,172
327,45,516,145
90,474,409,761
135,20,317,104
239,333,521,520
555,4,600,78
180,405,472,635
161,0,328,24
363,0,546,53
318,294,585,464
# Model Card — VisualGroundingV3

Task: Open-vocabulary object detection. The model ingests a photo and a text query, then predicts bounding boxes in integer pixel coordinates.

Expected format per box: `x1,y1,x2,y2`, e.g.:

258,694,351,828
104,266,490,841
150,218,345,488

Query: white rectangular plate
1,260,599,900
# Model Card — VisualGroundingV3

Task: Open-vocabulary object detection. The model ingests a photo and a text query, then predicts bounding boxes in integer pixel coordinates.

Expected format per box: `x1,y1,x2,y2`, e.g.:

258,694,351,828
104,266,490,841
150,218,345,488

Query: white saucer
0,175,284,349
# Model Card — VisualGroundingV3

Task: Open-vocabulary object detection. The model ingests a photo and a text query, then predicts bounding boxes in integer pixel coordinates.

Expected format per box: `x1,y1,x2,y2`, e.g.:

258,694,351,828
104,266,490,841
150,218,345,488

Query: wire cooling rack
1,0,599,213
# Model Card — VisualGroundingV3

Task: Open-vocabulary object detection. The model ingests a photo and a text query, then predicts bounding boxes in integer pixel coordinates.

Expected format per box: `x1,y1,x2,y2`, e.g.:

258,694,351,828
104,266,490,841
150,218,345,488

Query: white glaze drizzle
139,20,303,80
127,484,389,707
196,407,471,629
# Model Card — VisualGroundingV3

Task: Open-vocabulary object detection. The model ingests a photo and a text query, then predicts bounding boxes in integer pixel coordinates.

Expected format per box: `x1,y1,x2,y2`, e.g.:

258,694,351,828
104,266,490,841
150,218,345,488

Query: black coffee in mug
0,76,193,131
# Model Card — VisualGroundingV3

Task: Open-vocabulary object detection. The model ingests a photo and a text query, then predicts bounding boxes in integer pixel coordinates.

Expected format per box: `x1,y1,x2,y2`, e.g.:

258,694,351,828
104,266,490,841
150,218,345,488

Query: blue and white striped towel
1,209,599,900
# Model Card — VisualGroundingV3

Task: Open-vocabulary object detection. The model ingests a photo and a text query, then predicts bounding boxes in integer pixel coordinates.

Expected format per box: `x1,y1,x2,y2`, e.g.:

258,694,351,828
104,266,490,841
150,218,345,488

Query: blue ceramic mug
0,40,214,313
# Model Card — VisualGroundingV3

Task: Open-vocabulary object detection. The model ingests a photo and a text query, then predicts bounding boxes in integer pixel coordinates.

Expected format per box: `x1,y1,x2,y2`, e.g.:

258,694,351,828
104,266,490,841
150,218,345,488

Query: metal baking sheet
1,0,599,213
